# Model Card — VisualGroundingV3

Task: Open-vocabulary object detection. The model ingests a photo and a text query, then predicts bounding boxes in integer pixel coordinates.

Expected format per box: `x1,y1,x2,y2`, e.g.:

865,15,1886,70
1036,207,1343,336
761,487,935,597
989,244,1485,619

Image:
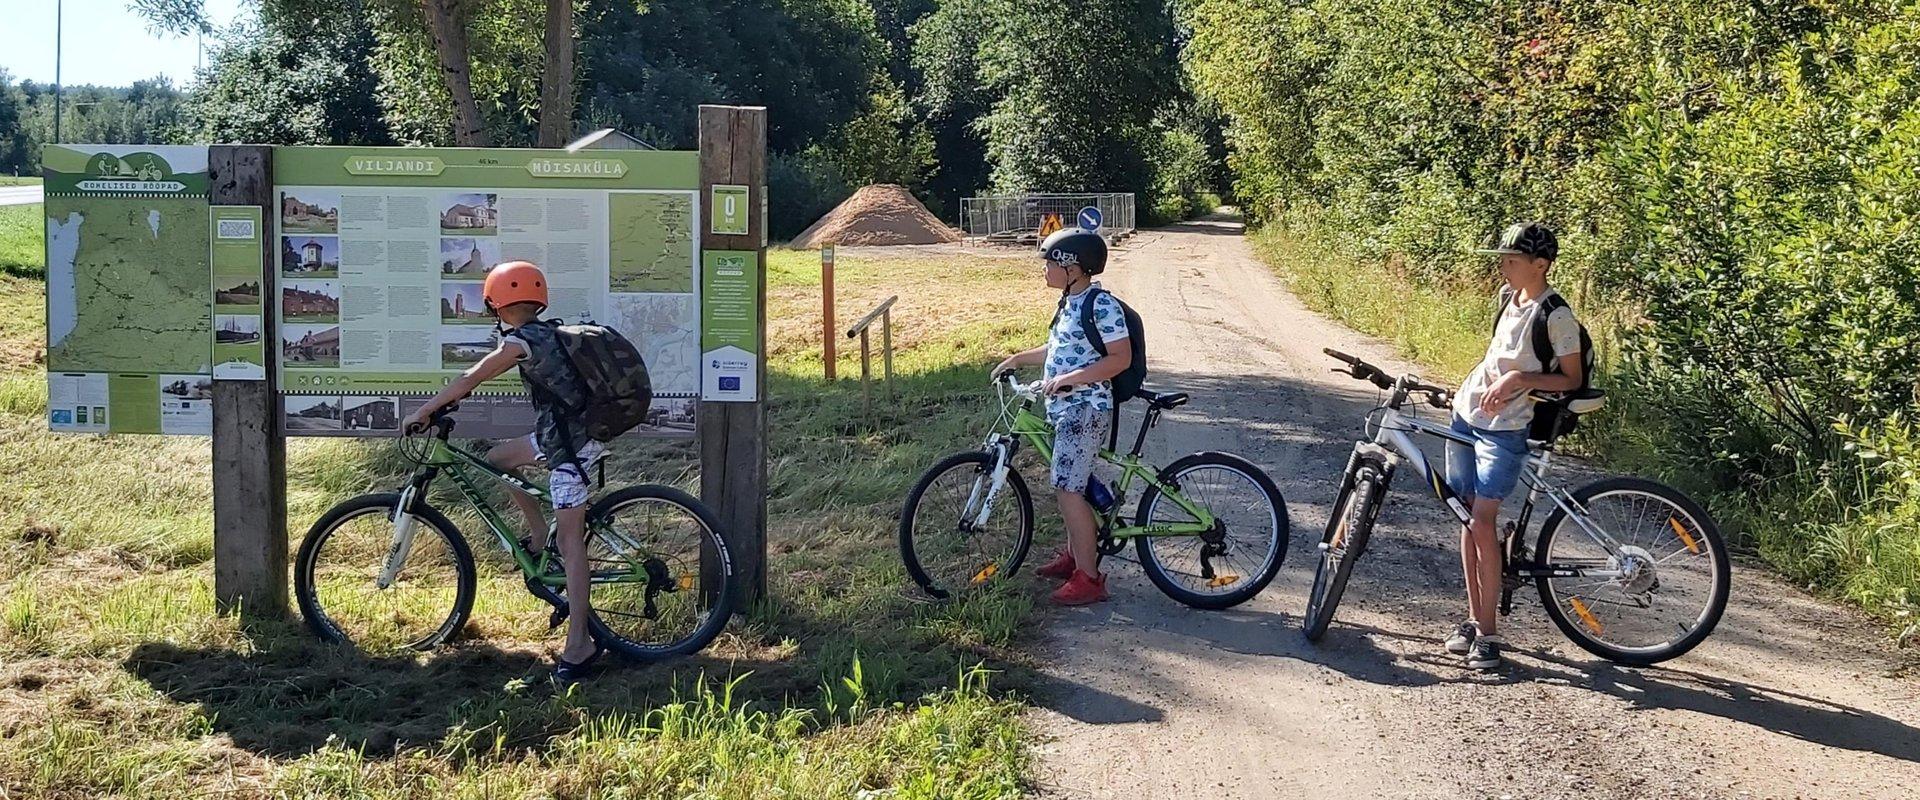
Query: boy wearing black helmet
991,229,1134,605
1445,222,1585,670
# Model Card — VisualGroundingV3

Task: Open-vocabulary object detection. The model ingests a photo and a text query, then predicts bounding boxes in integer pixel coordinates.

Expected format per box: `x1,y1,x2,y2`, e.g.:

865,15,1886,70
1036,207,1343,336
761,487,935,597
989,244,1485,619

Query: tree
183,17,393,145
913,0,1179,197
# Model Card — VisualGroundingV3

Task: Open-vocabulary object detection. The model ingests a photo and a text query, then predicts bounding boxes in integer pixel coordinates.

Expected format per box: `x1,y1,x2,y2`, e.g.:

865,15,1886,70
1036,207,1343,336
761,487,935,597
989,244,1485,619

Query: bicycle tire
1534,477,1731,666
899,451,1035,601
581,485,736,661
1134,451,1290,610
1304,462,1382,641
295,493,477,651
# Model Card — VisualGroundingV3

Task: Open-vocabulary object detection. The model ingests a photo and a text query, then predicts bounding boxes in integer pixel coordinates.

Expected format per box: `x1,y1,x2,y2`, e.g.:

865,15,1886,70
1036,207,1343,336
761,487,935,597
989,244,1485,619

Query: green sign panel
44,144,213,435
272,145,705,437
711,184,750,235
701,250,761,402
211,206,266,381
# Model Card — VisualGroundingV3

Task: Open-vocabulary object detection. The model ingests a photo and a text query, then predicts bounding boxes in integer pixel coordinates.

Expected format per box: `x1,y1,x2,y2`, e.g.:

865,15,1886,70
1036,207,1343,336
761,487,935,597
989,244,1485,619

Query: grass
0,176,39,187
0,204,40,278
1,204,1059,797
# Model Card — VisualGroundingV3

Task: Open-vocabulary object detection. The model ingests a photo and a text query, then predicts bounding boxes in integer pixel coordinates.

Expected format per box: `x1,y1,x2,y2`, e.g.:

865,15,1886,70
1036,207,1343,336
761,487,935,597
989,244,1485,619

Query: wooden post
822,244,836,381
697,106,769,607
209,145,287,617
860,329,872,418
881,308,894,402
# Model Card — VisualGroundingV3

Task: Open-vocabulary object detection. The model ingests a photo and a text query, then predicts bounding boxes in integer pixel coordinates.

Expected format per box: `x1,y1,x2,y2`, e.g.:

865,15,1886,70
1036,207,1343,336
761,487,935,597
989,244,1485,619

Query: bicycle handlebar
1322,349,1451,409
404,402,461,439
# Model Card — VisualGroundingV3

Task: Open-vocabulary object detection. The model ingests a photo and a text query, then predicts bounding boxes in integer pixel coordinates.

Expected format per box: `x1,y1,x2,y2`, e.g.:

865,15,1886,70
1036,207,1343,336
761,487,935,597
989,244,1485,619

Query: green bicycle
293,404,735,659
900,375,1289,608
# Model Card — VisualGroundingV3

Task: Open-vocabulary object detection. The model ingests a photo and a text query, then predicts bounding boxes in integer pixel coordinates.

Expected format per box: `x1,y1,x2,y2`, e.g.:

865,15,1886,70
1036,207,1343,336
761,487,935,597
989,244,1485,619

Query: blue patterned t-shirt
1045,282,1130,419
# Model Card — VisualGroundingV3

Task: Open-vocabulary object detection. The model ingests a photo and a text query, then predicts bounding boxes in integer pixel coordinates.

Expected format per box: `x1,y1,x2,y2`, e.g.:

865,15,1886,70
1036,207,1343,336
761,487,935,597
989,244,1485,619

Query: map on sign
47,198,212,374
612,293,699,395
609,192,695,293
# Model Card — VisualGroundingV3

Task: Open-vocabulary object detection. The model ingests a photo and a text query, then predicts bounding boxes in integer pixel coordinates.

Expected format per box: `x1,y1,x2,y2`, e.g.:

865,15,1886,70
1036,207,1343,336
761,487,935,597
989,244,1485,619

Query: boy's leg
1444,417,1482,630
488,435,548,548
549,441,607,664
1049,404,1110,577
555,503,596,662
1465,497,1503,636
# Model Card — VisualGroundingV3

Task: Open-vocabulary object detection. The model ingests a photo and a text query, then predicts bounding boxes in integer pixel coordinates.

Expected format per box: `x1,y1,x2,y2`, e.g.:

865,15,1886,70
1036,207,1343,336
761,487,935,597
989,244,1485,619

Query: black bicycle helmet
1040,228,1108,275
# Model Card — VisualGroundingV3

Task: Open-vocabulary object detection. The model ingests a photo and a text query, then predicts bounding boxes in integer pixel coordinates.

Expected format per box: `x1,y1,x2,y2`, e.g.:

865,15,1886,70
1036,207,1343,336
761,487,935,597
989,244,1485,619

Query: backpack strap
1532,292,1569,374
1079,287,1110,358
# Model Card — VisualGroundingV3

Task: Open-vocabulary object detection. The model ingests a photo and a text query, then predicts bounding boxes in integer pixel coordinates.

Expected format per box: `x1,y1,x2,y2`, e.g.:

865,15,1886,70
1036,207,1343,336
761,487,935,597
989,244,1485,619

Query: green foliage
825,76,939,193
1198,0,1920,632
913,0,1202,209
768,149,854,241
183,17,393,145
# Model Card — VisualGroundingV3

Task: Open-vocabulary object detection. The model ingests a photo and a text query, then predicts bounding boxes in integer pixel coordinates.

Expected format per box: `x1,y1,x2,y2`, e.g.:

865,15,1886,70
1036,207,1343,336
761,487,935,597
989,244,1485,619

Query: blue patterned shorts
1049,402,1111,492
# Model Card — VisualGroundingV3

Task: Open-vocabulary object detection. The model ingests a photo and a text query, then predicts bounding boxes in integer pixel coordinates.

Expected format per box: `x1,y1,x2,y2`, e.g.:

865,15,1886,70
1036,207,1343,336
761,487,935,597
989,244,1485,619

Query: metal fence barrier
960,193,1136,244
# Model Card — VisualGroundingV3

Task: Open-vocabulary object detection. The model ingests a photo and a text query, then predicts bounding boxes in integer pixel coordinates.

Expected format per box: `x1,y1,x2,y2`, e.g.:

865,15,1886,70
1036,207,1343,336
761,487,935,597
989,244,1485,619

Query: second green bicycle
900,376,1289,608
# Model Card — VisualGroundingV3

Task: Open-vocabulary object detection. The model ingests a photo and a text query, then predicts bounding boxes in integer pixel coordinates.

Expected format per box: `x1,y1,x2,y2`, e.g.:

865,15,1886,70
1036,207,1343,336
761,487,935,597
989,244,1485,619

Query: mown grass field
1,205,1061,797
0,176,40,187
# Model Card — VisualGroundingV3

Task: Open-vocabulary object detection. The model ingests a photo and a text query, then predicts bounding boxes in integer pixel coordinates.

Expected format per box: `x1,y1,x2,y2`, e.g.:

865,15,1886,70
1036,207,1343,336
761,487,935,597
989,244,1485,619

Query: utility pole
53,0,64,143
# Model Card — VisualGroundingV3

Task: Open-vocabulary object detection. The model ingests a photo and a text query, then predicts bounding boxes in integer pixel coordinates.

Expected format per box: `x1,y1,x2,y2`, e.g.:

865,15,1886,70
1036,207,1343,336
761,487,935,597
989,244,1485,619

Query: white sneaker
1444,621,1477,655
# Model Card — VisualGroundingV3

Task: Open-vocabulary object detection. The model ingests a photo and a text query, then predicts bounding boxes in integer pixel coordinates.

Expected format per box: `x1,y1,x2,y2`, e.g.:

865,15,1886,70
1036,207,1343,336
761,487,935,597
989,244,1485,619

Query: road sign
1078,206,1103,231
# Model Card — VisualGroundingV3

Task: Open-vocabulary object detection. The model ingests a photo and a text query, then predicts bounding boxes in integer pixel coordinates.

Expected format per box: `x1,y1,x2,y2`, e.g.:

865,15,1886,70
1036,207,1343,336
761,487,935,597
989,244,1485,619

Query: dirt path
1025,218,1920,799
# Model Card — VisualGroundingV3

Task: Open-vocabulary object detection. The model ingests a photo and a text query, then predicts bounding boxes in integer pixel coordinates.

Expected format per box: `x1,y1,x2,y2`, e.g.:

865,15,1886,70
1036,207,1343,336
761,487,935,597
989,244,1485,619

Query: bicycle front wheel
1535,477,1730,665
1134,452,1289,609
295,493,476,652
580,485,735,661
1304,462,1382,641
899,451,1035,600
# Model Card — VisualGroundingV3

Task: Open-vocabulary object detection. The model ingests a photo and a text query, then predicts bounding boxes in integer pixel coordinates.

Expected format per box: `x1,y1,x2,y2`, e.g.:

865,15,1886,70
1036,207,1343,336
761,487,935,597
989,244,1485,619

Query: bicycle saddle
1134,389,1190,410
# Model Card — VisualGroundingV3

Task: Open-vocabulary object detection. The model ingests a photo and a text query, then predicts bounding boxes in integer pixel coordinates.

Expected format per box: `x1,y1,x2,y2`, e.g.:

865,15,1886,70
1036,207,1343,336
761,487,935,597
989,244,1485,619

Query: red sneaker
1035,548,1077,580
1050,570,1109,606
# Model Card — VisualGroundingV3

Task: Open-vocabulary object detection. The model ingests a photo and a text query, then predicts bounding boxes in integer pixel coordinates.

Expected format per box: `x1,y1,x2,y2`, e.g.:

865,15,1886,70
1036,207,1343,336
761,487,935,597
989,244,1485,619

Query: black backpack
519,320,654,442
1494,287,1595,439
1057,287,1148,403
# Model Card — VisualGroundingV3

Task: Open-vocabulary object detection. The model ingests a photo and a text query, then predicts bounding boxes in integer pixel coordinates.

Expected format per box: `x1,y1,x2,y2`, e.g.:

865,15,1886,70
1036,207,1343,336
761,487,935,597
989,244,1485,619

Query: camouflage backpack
519,320,654,442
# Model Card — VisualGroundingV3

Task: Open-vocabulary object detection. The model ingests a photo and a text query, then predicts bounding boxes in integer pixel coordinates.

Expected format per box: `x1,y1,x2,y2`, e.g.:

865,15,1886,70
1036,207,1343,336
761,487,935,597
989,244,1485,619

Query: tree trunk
537,0,576,148
421,0,490,146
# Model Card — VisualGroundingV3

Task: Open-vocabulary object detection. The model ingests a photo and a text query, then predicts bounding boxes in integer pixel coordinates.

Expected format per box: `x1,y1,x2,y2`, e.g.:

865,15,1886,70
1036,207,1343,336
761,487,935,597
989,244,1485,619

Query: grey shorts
1049,402,1111,492
525,434,607,510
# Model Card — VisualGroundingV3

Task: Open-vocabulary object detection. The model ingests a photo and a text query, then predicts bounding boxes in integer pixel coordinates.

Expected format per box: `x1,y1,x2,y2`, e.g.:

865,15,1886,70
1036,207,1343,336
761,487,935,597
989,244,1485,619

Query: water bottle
1084,479,1116,515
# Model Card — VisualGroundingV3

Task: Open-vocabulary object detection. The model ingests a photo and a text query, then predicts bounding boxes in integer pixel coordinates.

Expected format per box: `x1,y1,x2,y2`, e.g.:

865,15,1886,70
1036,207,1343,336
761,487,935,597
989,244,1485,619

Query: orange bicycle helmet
482,261,548,311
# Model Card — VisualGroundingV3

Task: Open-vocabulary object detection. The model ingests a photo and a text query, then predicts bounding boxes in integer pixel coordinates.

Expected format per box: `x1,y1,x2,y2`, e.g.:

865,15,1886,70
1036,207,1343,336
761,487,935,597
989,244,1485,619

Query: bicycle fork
963,438,1017,531
378,484,426,589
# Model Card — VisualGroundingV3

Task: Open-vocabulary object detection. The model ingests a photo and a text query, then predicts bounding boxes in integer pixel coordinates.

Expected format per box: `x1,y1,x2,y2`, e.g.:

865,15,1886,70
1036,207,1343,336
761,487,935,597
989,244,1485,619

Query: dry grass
1,232,1056,797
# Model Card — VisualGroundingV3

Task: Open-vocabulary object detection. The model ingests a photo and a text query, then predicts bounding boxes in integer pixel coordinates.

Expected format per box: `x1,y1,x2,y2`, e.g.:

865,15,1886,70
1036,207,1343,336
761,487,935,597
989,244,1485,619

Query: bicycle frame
386,437,662,593
962,379,1217,541
1357,388,1629,583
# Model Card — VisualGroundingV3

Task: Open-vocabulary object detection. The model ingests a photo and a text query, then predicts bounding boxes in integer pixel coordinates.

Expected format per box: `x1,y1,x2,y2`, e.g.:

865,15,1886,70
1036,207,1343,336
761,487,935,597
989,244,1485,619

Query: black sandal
552,645,606,686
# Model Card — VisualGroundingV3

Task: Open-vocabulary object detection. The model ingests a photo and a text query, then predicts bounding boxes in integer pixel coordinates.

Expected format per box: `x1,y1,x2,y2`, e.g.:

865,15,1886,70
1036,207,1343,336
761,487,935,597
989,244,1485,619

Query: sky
0,0,253,87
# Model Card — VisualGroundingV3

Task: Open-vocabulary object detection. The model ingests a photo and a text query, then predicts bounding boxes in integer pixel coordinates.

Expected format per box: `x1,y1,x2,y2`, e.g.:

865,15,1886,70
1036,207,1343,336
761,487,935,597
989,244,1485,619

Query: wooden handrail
846,295,899,338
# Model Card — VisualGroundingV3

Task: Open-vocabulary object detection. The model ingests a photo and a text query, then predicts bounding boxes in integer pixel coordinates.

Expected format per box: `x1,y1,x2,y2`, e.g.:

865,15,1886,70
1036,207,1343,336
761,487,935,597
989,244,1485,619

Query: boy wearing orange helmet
404,261,605,682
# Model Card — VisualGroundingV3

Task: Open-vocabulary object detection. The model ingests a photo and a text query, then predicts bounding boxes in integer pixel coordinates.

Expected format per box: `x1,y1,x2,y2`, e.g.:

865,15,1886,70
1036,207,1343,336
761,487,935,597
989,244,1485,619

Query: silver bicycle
1306,349,1731,665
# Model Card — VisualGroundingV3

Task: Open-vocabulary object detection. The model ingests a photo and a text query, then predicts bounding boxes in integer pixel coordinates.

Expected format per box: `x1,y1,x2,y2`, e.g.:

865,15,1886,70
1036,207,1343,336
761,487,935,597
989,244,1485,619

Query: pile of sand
790,184,962,248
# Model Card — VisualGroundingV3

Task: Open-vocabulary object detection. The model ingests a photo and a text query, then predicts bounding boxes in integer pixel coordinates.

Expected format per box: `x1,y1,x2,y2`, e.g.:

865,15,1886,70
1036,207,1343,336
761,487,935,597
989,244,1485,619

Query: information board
43,145,213,434
270,147,702,437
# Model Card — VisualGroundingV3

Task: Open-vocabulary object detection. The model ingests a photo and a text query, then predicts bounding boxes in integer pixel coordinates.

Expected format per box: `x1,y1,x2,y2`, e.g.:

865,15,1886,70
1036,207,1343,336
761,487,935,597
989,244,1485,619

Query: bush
768,149,853,242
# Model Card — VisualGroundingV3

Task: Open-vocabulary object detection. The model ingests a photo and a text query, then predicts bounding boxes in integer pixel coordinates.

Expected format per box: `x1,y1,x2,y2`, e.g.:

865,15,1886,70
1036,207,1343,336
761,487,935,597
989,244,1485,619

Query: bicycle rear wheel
295,493,476,652
1134,452,1289,609
1534,477,1730,665
899,451,1035,600
580,485,735,661
1304,462,1382,641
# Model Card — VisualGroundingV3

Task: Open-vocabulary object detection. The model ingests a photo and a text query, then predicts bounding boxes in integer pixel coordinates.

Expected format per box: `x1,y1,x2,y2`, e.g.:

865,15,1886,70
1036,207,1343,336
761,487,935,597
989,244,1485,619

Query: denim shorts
1444,415,1530,503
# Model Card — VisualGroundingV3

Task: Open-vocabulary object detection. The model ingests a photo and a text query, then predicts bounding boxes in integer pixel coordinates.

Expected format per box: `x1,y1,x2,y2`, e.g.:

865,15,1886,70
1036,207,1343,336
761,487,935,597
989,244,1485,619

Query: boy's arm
402,340,526,432
991,344,1049,378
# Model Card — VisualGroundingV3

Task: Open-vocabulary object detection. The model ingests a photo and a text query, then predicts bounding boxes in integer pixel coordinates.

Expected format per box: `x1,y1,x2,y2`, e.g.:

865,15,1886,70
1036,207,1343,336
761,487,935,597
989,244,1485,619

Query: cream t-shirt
1453,288,1582,431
